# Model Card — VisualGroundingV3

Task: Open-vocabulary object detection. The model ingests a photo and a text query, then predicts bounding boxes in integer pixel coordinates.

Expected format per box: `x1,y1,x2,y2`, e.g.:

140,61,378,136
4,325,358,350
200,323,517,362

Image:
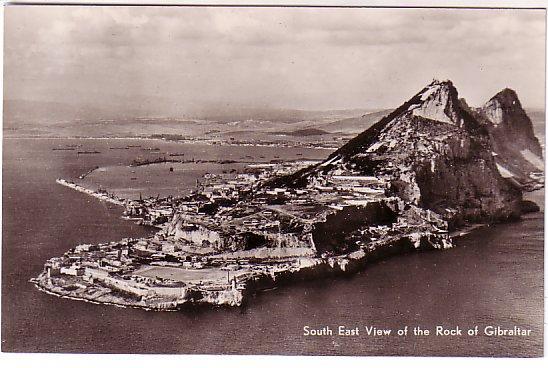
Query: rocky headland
32,79,543,310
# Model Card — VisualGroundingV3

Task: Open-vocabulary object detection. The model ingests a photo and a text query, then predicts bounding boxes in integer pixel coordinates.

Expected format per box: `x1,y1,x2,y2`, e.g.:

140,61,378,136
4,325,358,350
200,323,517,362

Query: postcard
1,1,545,362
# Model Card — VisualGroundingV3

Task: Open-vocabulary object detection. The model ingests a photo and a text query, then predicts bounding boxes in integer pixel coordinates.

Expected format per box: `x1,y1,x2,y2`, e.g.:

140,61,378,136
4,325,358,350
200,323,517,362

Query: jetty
129,157,182,167
77,150,101,155
56,178,125,206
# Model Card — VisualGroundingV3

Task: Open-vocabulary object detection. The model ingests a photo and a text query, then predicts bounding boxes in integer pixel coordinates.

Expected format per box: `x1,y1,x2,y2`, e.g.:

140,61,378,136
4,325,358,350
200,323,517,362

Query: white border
0,1,546,368
0,0,547,8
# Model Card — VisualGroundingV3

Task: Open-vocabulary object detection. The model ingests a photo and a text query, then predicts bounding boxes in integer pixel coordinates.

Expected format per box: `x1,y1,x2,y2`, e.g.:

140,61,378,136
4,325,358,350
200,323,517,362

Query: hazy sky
4,6,546,115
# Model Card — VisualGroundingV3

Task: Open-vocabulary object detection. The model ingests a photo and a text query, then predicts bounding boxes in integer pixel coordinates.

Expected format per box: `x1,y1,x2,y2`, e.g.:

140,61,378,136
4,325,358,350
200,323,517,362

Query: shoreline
3,135,338,150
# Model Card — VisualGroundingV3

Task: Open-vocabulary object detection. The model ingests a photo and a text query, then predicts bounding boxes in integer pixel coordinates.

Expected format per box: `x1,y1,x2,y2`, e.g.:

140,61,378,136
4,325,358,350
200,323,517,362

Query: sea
1,137,544,357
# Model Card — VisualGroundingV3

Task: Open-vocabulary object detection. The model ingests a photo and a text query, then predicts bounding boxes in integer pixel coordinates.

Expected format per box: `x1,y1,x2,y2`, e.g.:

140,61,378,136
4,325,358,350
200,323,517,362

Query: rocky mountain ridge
269,80,539,229
474,88,544,189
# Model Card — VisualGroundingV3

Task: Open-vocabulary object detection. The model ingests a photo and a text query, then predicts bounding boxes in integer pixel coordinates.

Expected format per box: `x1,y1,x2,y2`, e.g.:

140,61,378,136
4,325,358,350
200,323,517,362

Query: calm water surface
2,138,543,356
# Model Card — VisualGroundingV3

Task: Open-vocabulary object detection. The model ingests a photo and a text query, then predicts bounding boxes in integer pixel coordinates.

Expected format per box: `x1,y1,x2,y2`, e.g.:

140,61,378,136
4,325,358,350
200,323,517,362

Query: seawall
56,178,125,206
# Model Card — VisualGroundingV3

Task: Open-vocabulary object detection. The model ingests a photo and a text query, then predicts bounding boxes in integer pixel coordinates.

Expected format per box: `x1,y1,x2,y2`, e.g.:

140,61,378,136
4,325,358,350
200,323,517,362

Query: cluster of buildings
123,195,176,226
42,152,455,309
38,235,229,307
158,160,392,254
44,239,136,279
149,130,349,151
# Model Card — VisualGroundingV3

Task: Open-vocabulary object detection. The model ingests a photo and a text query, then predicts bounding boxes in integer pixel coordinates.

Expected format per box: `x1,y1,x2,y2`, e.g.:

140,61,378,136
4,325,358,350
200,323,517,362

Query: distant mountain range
2,97,544,145
184,106,377,123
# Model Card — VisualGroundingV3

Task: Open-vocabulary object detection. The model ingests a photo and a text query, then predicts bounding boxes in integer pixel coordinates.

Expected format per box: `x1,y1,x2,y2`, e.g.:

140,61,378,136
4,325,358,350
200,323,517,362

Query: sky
4,6,546,117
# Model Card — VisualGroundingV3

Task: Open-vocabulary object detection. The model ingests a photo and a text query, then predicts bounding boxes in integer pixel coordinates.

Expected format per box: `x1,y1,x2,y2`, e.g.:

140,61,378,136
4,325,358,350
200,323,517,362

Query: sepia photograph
1,1,545,362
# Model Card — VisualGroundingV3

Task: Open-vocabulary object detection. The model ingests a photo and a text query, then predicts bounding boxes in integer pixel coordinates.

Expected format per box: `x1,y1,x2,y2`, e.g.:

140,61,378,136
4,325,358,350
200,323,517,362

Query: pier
56,178,125,206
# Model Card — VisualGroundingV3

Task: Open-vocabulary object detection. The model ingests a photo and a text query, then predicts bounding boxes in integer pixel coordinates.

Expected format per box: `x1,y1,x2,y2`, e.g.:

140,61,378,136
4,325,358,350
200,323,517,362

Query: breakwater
56,178,125,206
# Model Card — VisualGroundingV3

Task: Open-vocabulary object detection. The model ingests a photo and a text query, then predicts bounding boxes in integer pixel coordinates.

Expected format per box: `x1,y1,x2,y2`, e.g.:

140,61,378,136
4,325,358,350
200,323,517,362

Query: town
34,156,452,310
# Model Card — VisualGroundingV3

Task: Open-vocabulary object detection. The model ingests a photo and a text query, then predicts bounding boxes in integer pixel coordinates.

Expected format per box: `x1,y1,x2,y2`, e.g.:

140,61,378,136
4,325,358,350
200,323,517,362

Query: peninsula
31,80,543,310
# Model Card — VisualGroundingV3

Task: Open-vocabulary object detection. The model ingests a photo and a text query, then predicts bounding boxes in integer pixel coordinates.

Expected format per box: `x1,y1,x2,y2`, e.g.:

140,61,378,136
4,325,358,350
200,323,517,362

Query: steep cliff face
271,80,523,228
480,89,542,156
475,88,544,189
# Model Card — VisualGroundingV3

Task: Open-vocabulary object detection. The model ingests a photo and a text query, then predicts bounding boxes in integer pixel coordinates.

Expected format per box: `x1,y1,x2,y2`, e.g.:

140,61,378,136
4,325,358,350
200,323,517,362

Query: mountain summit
475,88,544,188
329,79,486,159
270,79,526,228
481,88,541,148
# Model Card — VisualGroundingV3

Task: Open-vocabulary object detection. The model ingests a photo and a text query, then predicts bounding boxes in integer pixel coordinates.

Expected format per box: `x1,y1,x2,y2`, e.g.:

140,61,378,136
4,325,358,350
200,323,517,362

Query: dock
56,178,125,206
